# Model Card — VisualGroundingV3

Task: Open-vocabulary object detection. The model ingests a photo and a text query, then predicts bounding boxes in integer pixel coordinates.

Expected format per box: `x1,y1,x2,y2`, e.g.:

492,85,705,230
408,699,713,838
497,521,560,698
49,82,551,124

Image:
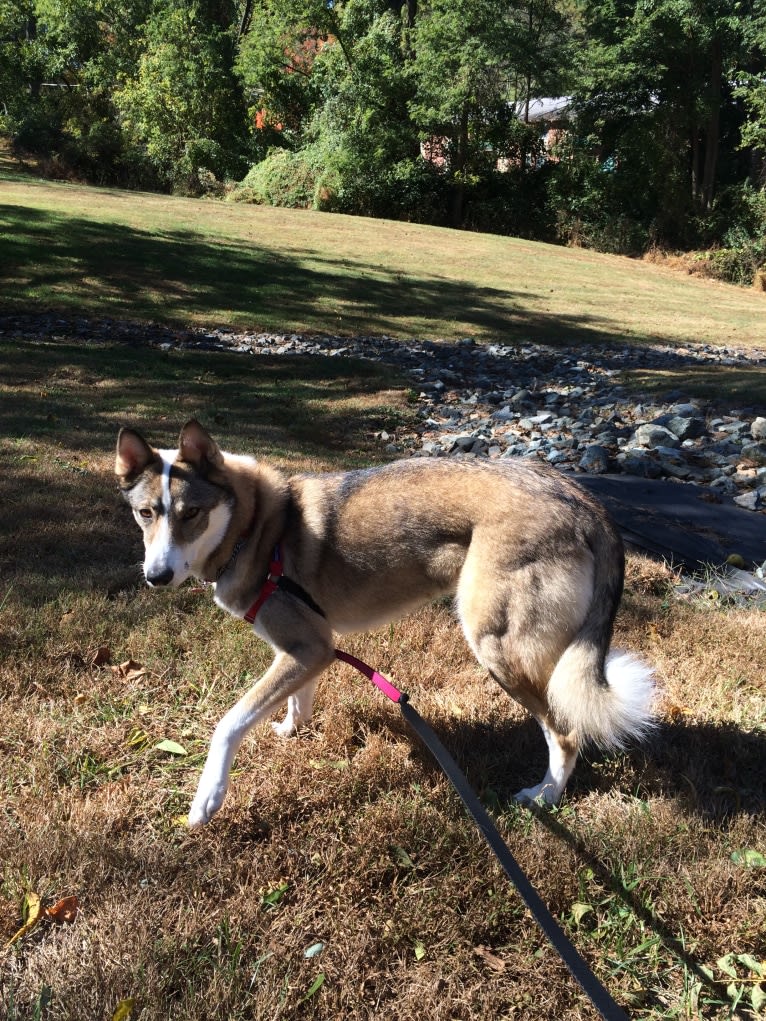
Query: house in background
422,97,573,172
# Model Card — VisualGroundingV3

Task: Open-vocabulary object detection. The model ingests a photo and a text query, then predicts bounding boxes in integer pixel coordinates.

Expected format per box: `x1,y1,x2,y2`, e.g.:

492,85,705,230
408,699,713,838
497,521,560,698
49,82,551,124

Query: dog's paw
188,781,227,827
271,718,297,739
514,783,558,806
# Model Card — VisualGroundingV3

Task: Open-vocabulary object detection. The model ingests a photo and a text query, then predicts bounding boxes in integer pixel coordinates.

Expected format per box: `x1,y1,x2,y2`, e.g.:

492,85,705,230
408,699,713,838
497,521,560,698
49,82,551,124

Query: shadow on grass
369,700,766,823
1,203,641,345
355,703,765,1014
0,336,411,608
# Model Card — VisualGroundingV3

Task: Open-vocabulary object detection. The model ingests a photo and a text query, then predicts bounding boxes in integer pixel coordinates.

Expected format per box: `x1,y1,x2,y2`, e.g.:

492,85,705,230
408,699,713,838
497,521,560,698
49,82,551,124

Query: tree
114,0,248,191
576,0,753,228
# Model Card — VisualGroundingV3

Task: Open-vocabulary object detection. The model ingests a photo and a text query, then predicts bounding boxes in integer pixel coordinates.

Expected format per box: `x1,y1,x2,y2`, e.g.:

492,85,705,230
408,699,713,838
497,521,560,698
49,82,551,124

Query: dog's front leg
188,644,334,827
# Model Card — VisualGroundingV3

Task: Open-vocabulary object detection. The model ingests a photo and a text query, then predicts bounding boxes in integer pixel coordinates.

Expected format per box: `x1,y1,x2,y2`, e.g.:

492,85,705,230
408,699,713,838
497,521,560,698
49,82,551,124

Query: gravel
3,312,765,513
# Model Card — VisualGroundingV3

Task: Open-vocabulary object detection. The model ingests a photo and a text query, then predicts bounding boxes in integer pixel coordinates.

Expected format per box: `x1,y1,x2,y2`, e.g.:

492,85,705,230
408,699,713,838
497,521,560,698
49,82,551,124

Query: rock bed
193,326,766,511
4,312,766,512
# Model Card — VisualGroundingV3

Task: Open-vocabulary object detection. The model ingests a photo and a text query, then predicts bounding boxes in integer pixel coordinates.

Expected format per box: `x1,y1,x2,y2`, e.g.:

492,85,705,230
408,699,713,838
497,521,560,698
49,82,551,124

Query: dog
115,419,655,826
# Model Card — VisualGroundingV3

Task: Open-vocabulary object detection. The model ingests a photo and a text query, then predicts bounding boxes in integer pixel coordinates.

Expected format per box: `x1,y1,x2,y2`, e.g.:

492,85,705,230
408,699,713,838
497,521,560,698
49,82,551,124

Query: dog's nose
146,567,174,587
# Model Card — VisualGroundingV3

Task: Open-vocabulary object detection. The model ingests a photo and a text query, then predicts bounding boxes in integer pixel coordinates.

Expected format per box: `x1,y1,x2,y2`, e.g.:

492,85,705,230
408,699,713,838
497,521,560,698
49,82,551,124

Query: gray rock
619,453,663,479
631,423,681,449
751,417,766,440
733,490,764,511
547,449,571,465
741,443,766,466
490,406,515,422
708,439,742,457
666,415,707,441
508,389,534,406
718,420,751,438
578,444,611,474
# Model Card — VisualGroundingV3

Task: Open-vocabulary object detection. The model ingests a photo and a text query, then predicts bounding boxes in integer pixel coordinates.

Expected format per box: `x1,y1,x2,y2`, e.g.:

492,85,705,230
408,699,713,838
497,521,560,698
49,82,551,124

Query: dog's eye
139,508,152,520
182,507,200,521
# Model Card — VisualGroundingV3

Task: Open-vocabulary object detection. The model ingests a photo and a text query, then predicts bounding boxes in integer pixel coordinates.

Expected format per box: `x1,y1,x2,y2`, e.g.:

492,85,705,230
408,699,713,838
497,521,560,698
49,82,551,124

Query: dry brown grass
1,335,765,1021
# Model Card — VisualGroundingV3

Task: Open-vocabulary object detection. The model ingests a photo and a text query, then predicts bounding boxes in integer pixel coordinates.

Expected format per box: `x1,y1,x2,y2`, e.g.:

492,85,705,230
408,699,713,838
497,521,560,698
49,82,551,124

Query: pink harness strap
243,546,405,703
243,546,284,624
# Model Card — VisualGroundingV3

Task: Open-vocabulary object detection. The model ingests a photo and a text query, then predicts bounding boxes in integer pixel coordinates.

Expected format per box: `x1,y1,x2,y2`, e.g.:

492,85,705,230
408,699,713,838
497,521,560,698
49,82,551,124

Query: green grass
2,171,766,348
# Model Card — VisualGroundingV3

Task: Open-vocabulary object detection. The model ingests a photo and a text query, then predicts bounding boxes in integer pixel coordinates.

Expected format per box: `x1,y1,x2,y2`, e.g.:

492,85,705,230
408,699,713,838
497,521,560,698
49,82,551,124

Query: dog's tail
547,643,656,750
545,519,656,749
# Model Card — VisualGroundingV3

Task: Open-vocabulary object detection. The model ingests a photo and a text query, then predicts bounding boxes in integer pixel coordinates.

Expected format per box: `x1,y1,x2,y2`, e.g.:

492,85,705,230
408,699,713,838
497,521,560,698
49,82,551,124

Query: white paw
514,783,559,806
271,718,297,739
188,778,228,827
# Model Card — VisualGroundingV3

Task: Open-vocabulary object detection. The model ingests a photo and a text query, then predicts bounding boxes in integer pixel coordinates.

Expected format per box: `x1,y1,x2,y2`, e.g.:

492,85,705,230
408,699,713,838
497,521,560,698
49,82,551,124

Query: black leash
335,650,630,1021
243,569,630,1019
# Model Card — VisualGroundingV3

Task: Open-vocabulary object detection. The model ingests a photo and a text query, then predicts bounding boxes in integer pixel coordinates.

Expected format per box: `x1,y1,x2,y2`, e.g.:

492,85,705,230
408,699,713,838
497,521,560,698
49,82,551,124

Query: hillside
2,171,766,350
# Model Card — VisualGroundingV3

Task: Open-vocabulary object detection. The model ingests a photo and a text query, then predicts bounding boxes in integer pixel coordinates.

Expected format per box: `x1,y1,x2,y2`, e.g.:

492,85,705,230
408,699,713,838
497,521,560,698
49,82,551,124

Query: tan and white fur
115,420,655,827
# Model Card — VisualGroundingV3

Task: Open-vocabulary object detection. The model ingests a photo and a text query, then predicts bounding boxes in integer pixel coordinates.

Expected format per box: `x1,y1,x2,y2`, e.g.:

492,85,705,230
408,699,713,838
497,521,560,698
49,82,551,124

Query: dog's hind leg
456,546,592,805
514,717,579,805
188,643,334,827
271,677,319,738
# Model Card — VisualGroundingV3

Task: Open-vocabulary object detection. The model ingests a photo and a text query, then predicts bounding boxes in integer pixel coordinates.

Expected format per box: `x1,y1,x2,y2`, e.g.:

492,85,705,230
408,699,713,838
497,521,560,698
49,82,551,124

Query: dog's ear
179,419,224,469
116,427,155,483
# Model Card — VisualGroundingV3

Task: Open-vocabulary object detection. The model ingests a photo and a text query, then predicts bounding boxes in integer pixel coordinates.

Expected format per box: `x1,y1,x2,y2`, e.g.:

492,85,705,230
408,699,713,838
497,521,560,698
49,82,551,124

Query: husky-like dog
116,420,655,827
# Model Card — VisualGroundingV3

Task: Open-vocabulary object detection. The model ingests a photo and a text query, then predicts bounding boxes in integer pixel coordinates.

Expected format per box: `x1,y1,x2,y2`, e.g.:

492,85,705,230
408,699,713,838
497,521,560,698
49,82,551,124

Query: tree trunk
236,0,254,42
700,37,722,211
450,104,470,227
26,14,40,102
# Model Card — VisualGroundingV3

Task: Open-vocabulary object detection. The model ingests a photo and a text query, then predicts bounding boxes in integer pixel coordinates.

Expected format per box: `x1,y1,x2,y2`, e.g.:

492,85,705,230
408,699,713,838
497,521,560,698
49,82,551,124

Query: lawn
1,164,765,1020
1,329,765,1021
2,167,766,350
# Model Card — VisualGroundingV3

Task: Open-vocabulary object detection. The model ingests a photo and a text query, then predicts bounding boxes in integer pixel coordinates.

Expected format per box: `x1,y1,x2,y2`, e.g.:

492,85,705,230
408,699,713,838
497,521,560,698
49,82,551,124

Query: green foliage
114,0,248,192
2,0,766,256
232,147,318,207
704,183,766,284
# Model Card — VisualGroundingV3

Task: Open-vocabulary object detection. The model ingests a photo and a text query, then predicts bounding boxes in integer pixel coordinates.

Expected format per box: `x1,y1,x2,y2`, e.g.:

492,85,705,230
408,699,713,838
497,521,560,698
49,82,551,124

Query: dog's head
115,420,234,587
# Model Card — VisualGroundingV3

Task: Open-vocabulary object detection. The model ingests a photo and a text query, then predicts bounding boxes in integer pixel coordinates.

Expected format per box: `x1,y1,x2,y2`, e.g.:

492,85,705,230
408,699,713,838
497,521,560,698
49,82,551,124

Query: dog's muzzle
146,567,175,587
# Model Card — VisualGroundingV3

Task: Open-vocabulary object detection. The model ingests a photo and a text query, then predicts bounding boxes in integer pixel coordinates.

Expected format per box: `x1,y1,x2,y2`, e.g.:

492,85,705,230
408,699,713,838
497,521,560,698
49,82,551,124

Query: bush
462,165,557,240
704,184,766,285
317,154,445,223
230,148,318,207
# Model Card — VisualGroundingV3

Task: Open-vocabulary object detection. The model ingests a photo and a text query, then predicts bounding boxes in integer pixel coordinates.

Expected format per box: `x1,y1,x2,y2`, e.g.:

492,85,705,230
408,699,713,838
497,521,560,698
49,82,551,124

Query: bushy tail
546,643,657,750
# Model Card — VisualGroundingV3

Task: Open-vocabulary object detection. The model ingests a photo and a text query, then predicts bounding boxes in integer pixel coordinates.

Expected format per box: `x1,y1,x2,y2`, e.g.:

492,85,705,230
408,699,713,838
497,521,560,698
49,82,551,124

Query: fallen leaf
665,701,691,721
392,846,416,868
92,646,111,667
111,998,135,1021
474,945,506,973
304,941,325,959
112,660,145,682
153,739,188,756
44,896,79,925
301,973,325,1001
731,849,766,868
260,882,289,909
4,892,42,948
414,940,426,961
571,902,594,925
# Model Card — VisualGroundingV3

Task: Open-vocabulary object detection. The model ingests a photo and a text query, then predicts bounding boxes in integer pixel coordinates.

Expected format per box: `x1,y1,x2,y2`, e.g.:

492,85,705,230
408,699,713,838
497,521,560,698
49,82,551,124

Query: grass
1,329,765,1021
619,364,766,411
2,168,766,349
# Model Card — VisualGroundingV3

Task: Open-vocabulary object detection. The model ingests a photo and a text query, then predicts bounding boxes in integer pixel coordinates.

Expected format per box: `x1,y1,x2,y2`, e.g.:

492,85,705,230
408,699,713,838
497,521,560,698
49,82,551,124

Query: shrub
705,184,766,286
230,149,317,207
